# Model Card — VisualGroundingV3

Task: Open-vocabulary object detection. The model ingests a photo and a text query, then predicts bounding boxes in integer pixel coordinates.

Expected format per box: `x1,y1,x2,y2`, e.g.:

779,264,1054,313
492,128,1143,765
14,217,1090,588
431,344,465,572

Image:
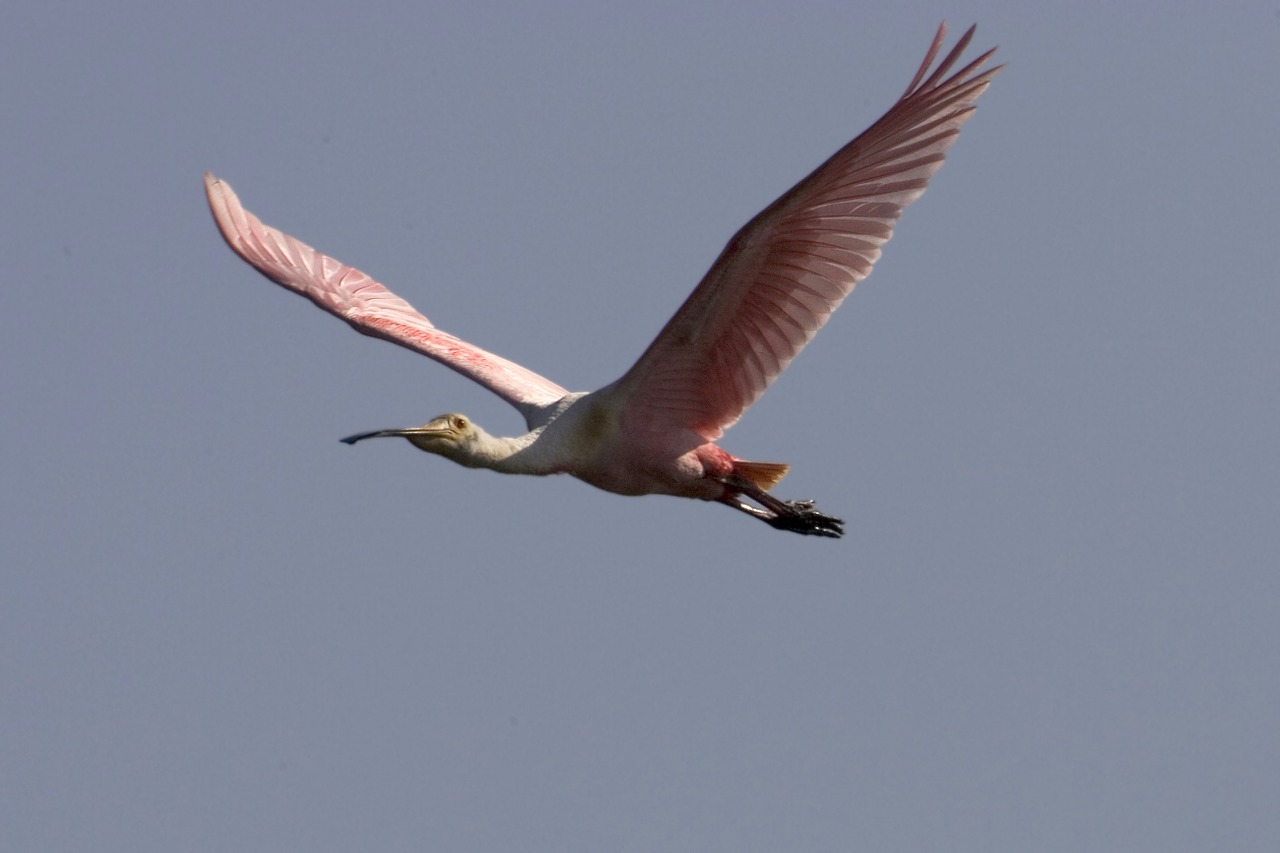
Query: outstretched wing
611,24,1000,441
205,174,568,424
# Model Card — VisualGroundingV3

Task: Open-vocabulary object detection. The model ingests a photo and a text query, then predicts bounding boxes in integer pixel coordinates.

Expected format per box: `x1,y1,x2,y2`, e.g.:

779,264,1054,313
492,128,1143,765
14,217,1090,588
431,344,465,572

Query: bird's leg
717,494,774,522
717,483,844,539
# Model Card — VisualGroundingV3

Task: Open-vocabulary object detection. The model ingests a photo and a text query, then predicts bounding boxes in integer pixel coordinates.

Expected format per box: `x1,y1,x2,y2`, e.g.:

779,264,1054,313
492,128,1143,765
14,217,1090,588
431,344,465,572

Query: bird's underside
204,23,999,539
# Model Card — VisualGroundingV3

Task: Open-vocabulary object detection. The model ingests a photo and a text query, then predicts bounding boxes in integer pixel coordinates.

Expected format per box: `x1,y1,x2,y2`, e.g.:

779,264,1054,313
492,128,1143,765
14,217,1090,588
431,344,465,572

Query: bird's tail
733,460,790,492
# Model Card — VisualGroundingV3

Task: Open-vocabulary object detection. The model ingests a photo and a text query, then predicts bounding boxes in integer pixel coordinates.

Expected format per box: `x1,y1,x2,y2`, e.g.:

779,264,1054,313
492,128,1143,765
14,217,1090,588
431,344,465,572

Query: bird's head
341,413,485,465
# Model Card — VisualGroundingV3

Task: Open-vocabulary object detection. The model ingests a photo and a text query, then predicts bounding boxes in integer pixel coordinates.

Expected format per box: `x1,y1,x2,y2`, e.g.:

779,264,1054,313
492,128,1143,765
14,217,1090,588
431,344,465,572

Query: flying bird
205,23,999,538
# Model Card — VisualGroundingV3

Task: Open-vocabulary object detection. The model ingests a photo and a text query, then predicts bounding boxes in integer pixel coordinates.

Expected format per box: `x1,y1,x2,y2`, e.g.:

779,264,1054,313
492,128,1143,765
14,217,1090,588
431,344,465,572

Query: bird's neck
449,393,598,476
456,429,554,475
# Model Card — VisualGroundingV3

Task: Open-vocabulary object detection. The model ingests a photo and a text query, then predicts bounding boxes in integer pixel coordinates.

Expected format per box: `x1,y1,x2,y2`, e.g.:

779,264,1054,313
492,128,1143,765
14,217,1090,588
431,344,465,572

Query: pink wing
611,24,1000,441
204,173,569,423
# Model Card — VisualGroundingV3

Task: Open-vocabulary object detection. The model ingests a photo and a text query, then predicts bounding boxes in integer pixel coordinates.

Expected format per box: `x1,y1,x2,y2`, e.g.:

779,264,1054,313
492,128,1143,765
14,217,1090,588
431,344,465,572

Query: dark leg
716,486,844,539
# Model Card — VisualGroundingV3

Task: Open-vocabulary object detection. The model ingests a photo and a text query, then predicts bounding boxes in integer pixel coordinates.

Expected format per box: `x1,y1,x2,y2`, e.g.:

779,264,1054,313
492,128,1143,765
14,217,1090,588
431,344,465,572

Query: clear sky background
4,2,1278,851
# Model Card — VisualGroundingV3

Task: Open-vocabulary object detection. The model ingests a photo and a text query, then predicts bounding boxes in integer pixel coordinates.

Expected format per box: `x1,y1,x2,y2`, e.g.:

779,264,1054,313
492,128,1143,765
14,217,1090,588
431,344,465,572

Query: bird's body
206,24,999,538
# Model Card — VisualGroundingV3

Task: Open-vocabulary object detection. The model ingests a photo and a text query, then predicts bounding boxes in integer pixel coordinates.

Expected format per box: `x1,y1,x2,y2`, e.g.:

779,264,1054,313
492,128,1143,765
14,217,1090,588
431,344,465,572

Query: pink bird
206,24,999,538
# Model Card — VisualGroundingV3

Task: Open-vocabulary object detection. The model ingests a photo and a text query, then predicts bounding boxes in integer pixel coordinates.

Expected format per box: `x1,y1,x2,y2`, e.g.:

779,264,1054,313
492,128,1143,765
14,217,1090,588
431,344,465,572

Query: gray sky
4,2,1278,851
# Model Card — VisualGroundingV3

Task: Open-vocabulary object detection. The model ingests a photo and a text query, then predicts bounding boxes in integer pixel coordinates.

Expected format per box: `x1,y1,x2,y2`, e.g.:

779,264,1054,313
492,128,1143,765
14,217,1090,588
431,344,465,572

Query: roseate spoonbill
205,23,999,538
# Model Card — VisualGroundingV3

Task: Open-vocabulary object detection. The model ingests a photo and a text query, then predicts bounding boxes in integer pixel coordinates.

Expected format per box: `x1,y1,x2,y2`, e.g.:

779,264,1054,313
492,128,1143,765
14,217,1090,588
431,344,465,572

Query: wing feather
610,23,1000,441
204,174,568,424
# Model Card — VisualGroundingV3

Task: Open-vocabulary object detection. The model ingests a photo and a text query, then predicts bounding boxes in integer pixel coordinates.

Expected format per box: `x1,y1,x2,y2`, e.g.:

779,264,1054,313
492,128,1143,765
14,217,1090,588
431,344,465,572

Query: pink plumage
206,23,1000,538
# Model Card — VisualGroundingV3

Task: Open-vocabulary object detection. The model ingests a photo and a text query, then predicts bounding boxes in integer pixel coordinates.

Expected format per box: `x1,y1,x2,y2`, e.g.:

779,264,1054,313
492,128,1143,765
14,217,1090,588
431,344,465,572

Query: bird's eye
454,416,467,429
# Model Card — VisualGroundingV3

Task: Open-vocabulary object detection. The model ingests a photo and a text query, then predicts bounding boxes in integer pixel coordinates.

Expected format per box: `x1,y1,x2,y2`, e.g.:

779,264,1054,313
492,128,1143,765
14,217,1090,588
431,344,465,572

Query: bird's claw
767,500,845,538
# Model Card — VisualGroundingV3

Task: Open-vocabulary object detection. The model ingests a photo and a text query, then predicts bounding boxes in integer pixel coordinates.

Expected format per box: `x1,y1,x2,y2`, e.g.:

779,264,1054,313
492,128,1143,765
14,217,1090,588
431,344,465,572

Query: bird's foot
717,489,844,538
765,500,844,538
